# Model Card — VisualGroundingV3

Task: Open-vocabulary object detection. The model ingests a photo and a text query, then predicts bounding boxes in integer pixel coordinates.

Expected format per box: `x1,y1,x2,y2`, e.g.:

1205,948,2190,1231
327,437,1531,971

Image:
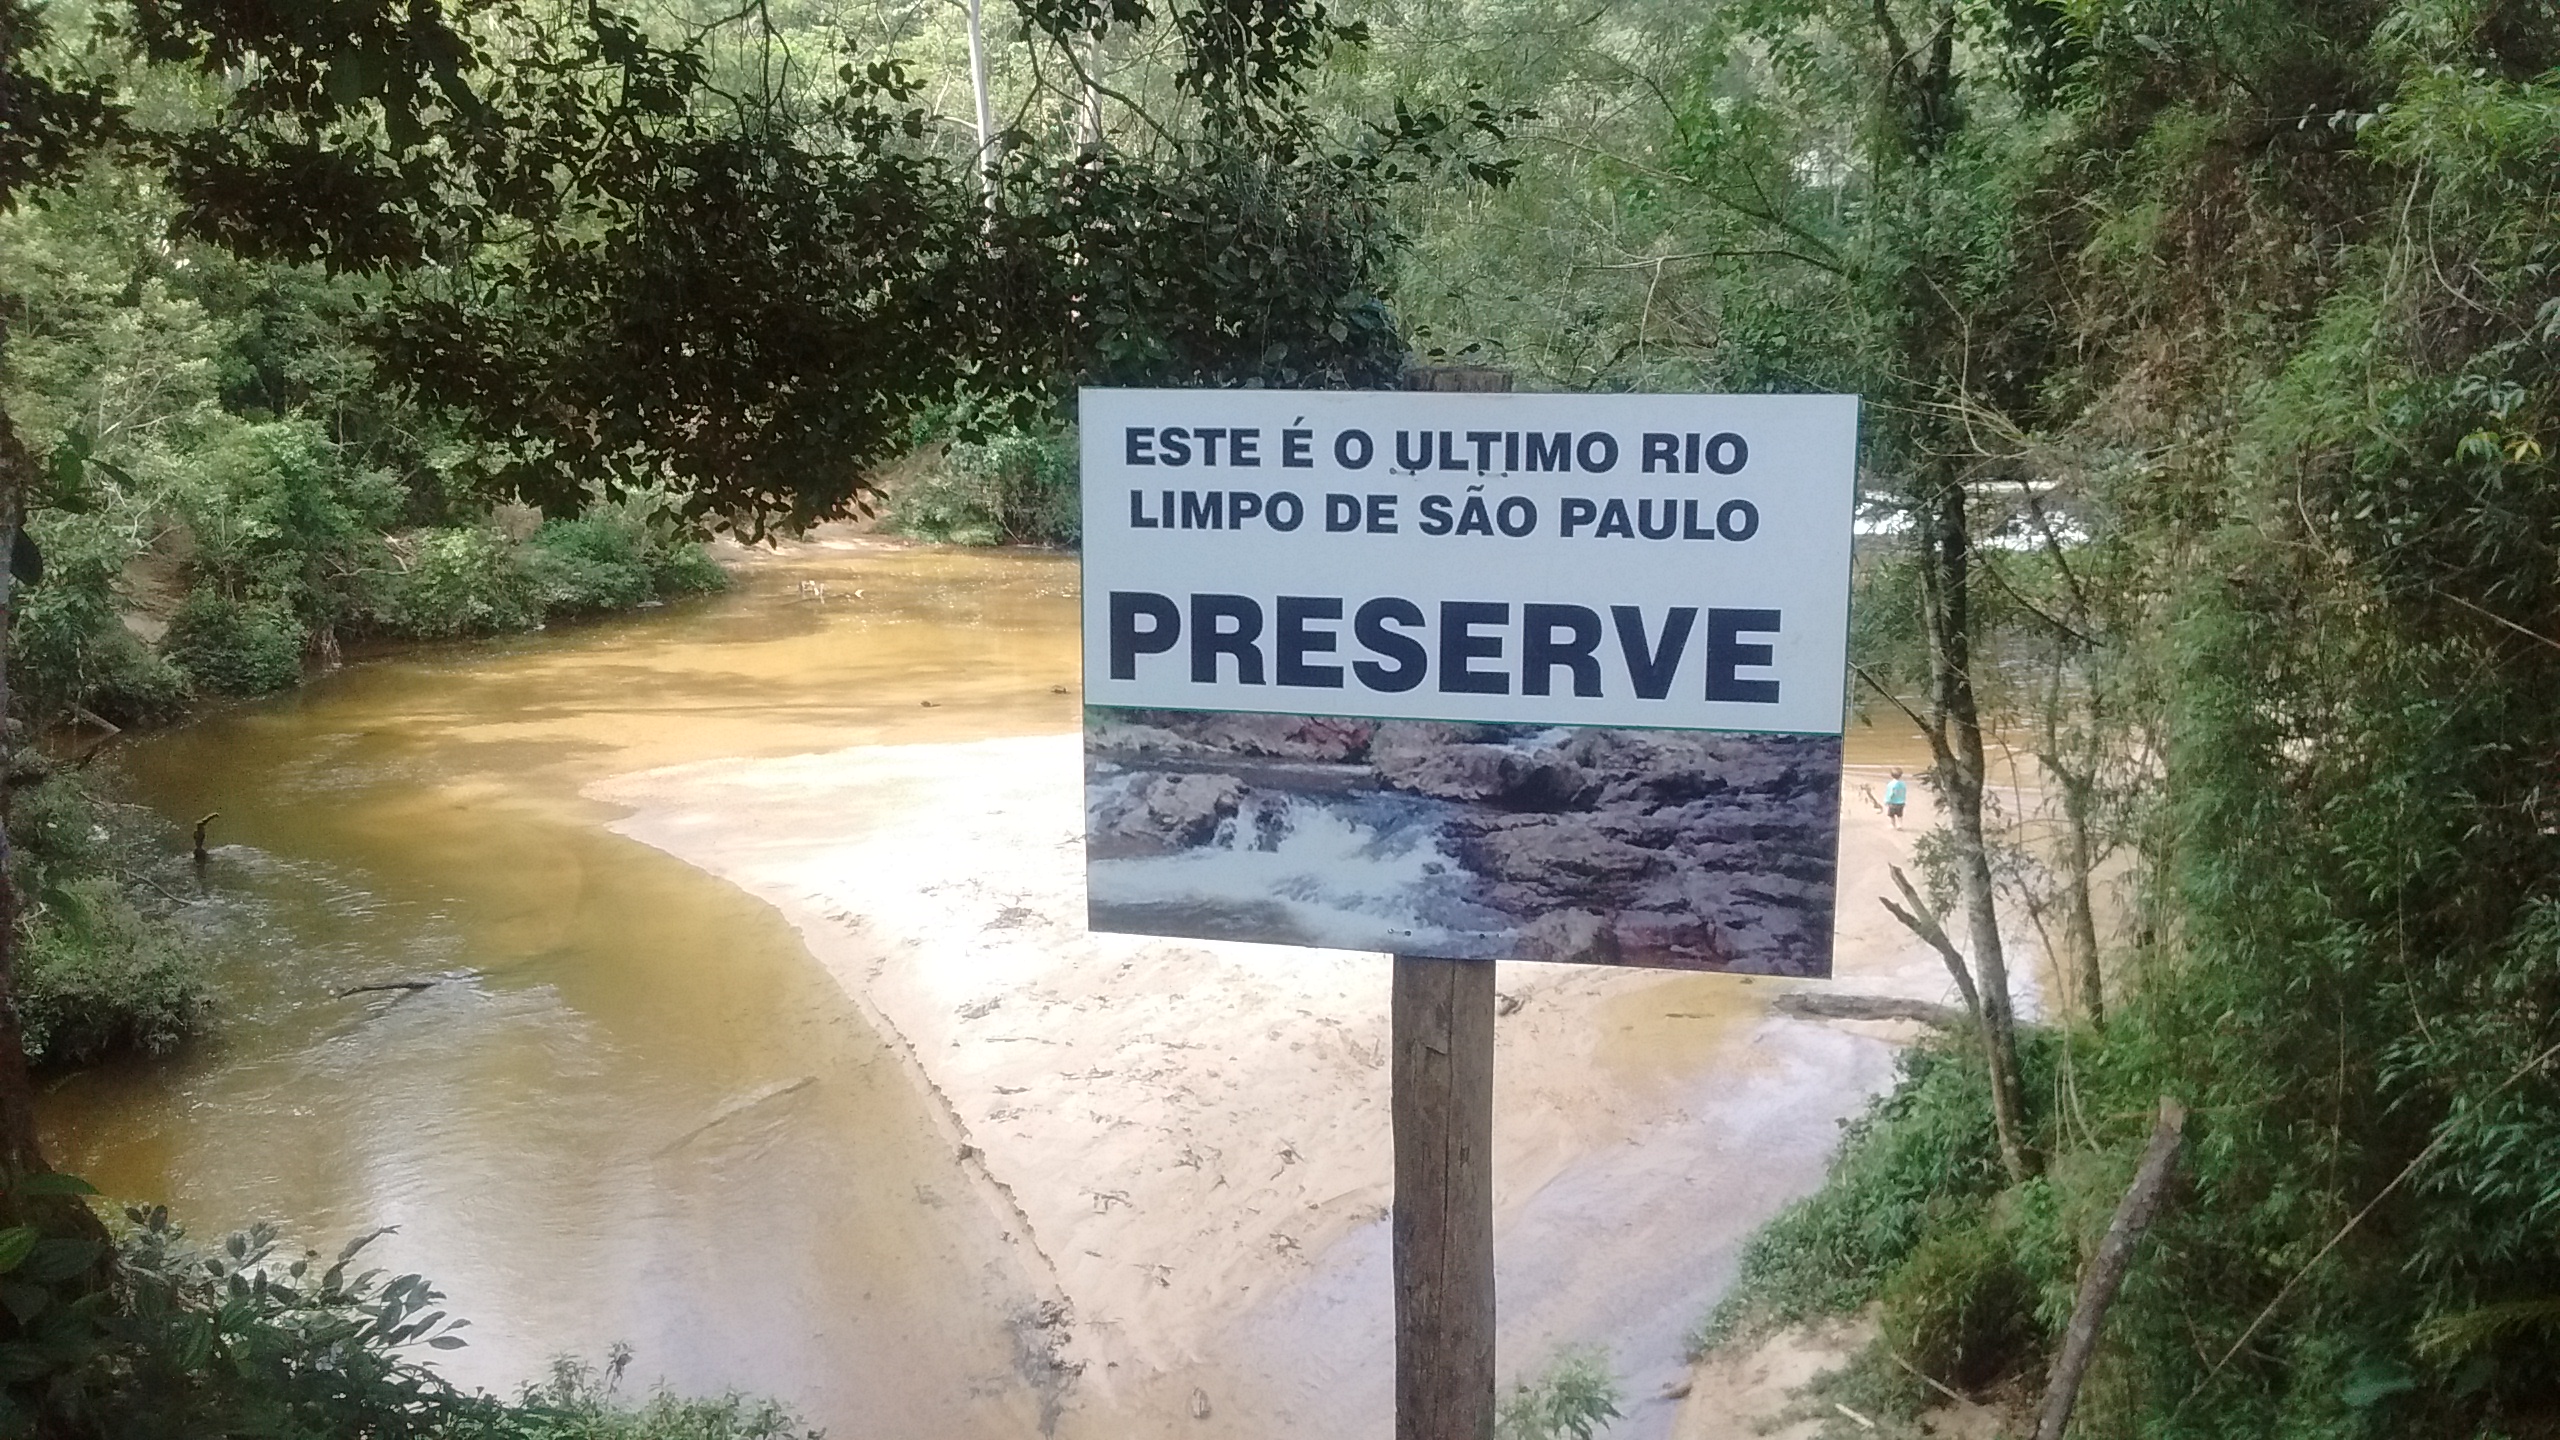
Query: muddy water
37,541,1081,1438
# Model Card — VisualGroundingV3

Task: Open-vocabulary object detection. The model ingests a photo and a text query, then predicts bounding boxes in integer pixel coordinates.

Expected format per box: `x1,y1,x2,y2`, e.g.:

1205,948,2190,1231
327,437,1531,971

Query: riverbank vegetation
8,0,2559,1432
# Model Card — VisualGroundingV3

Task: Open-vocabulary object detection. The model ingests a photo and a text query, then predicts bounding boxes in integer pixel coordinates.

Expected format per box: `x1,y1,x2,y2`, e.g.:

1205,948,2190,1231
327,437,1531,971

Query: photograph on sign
1080,389,1859,974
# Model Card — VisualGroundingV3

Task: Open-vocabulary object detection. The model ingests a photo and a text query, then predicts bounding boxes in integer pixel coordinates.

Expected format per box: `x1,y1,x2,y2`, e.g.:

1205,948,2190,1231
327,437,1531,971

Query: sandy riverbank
590,734,1995,1439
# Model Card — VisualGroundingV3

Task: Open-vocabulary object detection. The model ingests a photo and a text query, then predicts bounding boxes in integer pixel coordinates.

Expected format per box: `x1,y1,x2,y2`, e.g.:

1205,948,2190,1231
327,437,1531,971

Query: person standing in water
1884,770,1908,829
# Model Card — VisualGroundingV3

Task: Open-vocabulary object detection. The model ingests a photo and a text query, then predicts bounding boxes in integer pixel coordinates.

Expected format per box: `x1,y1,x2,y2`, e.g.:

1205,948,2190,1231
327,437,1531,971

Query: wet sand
594,721,1980,1438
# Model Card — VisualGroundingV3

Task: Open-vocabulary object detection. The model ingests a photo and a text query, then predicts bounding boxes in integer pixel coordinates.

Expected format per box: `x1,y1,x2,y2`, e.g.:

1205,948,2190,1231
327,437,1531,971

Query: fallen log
1771,991,1967,1028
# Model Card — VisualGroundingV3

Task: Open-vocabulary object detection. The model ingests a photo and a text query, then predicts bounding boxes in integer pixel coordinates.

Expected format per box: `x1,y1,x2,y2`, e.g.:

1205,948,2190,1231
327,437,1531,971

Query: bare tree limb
1880,864,1981,1018
2034,1097,2188,1440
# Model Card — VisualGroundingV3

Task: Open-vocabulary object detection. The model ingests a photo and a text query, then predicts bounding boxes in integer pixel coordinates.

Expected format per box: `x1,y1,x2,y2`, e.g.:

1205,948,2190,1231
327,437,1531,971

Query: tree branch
2035,1097,2188,1440
1881,864,1980,1017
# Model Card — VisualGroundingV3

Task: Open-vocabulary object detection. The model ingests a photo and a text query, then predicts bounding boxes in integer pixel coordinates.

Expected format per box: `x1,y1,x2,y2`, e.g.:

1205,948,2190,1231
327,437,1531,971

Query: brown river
33,539,1945,1439
39,541,1084,1437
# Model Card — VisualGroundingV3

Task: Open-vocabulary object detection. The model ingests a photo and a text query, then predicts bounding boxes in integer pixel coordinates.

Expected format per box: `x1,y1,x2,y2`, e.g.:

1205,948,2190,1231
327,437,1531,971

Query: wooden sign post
1392,954,1497,1440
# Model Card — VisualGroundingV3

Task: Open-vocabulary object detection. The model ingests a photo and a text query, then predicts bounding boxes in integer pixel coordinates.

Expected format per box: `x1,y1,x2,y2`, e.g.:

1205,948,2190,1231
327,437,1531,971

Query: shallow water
34,536,1935,1434
37,541,1081,1437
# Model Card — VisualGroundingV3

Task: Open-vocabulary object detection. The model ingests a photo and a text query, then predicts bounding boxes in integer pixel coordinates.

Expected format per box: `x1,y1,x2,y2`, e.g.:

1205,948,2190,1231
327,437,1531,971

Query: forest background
4,0,2559,1436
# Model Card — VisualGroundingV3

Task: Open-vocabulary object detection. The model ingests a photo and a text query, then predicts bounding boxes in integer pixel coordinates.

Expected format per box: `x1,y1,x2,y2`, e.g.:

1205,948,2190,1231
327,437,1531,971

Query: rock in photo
1085,708,1841,973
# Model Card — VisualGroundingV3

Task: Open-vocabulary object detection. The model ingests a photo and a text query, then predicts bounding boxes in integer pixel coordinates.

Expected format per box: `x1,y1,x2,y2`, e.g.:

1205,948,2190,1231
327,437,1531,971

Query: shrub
644,540,727,599
15,878,204,1068
361,527,539,638
522,515,655,616
501,1353,822,1440
1876,1218,2041,1391
887,426,1079,545
160,590,303,697
1497,1348,1622,1440
5,775,208,1068
0,1209,821,1439
1693,1039,2016,1351
10,516,194,729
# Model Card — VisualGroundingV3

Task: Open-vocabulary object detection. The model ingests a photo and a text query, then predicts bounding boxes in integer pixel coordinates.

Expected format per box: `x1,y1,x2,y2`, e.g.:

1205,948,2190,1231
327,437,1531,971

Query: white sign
1079,389,1859,736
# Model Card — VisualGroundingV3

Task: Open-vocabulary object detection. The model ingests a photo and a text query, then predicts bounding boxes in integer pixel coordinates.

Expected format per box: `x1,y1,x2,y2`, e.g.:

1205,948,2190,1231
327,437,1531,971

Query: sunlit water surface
36,538,1937,1435
38,541,1080,1438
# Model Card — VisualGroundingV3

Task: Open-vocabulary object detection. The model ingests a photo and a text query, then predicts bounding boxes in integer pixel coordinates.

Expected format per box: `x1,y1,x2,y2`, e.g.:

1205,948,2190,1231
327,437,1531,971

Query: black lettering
1128,489,1159,528
1576,432,1620,472
1353,598,1427,692
1705,608,1781,703
1282,429,1314,467
1191,594,1266,684
1496,497,1536,536
1468,431,1500,471
1595,498,1634,538
1522,604,1603,697
1505,433,1520,471
1158,427,1193,466
1439,601,1510,695
1684,432,1700,473
1325,493,1361,531
1437,430,1469,471
1683,499,1716,540
1180,491,1224,529
1638,499,1677,539
1229,491,1264,526
1194,427,1228,465
1717,499,1760,541
1109,591,1180,679
1705,432,1748,475
1367,494,1399,533
1642,433,1680,473
1396,430,1433,471
1126,428,1157,465
1268,492,1305,530
1455,493,1495,535
1560,497,1597,537
1613,605,1696,700
1276,596,1343,687
1524,432,1571,472
1232,429,1260,466
1335,429,1375,469
1419,494,1454,535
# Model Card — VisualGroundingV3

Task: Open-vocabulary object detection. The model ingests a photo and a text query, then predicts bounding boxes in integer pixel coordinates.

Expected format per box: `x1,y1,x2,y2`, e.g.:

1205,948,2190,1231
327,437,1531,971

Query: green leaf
14,1173,98,1199
15,1240,98,1286
0,1229,36,1274
0,1283,48,1324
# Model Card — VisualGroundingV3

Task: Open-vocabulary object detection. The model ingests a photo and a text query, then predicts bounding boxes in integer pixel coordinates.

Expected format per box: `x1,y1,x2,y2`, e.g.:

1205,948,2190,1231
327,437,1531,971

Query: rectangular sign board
1081,389,1857,974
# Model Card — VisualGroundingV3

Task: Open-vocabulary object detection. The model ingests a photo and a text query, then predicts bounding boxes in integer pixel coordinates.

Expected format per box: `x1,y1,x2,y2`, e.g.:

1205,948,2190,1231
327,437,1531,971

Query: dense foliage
1460,0,2560,1429
0,1201,817,1438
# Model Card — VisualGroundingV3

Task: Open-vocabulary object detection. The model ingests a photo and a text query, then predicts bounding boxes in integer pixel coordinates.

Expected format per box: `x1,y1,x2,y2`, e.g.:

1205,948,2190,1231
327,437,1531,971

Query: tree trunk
1916,466,2037,1184
965,0,1000,200
2058,761,2104,1025
1077,28,1107,154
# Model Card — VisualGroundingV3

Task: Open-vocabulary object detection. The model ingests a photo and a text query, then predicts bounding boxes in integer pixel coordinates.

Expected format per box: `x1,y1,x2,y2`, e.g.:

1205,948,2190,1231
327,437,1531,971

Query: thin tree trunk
1917,467,2036,1183
965,0,999,200
2058,761,2104,1025
1077,28,1106,153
